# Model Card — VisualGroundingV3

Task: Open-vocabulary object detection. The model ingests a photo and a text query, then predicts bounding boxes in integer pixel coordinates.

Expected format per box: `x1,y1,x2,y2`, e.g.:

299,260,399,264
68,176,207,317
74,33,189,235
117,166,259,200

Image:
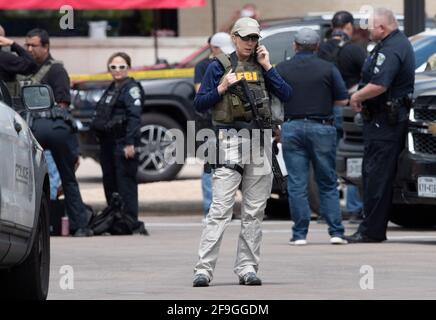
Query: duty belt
285,115,334,125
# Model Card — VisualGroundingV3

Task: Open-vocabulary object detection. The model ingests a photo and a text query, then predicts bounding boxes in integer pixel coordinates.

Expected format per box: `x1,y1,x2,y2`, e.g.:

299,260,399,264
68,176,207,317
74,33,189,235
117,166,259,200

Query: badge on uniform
376,53,386,66
129,87,141,99
105,95,113,104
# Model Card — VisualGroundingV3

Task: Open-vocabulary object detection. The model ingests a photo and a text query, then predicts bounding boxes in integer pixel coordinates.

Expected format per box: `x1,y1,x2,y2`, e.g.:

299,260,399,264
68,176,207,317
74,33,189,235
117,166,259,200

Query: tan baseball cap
231,17,260,37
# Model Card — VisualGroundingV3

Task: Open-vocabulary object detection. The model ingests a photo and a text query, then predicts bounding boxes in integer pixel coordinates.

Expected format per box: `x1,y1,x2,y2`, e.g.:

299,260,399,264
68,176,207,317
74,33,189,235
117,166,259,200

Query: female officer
93,52,148,235
192,17,291,287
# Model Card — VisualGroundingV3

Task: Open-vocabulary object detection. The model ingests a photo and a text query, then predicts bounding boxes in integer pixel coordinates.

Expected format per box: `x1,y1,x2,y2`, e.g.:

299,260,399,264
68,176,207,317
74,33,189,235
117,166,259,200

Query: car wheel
390,204,436,228
1,192,50,300
136,113,185,183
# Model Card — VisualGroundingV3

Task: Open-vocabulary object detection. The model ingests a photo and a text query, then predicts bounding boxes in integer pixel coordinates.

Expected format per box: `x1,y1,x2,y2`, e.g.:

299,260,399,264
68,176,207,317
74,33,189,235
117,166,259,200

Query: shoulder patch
376,53,386,66
129,86,141,99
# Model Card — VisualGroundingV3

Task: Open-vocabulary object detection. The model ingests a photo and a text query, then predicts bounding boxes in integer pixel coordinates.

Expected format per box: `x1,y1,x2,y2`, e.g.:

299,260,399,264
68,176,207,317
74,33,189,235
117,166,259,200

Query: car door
0,102,35,229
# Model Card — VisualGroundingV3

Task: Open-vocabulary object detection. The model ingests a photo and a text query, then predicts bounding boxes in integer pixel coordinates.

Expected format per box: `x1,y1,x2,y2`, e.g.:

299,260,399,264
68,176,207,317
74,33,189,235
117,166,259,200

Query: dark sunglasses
236,33,260,42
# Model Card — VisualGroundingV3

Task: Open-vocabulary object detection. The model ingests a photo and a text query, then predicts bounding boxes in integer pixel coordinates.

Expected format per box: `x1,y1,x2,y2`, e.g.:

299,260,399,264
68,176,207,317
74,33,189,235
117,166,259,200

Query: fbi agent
192,17,291,287
346,8,415,243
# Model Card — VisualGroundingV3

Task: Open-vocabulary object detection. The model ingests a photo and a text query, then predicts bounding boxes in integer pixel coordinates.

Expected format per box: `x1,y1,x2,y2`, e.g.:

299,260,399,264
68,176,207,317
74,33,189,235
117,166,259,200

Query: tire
136,113,185,183
390,204,436,228
1,192,50,300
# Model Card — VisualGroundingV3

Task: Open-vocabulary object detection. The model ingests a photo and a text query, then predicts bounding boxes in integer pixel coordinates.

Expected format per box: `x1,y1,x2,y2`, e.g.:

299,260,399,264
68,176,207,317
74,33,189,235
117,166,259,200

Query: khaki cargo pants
194,131,273,281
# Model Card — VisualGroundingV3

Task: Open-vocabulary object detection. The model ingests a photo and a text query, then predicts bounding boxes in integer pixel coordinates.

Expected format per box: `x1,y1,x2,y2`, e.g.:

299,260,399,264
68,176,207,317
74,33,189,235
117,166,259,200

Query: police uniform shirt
361,29,415,141
363,29,415,99
318,31,367,89
39,54,71,105
0,43,37,81
113,79,143,146
194,59,292,114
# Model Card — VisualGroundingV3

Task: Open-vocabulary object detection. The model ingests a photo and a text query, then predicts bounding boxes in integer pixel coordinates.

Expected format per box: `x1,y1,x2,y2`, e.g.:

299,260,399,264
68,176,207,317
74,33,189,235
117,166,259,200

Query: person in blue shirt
192,17,291,287
346,8,415,243
276,27,349,246
194,32,234,218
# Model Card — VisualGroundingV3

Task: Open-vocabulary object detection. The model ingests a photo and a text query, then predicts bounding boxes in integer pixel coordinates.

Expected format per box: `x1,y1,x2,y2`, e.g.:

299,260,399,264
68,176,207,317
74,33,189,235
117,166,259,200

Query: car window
411,36,436,70
184,47,212,68
261,31,297,65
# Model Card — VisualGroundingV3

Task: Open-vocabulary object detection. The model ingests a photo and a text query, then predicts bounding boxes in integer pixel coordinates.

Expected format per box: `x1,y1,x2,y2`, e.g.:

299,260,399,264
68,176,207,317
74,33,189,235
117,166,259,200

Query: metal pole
153,9,159,63
211,0,217,34
404,0,425,37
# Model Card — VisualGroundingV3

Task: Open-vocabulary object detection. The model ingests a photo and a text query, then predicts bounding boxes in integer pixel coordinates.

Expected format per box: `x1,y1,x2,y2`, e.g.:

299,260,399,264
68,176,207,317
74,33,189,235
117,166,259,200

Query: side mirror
21,85,55,111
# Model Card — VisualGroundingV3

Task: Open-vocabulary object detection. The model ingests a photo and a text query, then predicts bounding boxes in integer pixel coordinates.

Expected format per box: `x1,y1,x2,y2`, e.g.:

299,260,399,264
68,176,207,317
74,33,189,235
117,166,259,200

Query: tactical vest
213,53,270,124
91,77,144,136
17,59,63,87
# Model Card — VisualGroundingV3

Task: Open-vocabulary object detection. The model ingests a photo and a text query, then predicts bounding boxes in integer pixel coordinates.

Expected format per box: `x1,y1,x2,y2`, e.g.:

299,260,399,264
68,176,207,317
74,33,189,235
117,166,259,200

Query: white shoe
330,237,348,245
289,239,307,246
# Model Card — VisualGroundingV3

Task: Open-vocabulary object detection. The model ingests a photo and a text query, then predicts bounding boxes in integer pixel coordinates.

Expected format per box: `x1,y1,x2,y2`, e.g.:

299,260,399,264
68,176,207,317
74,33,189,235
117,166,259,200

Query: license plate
346,158,362,178
417,176,436,198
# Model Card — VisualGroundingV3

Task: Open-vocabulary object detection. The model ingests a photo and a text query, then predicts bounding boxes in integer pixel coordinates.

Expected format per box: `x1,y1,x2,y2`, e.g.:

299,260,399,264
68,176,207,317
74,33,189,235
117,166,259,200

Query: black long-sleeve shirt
0,43,37,81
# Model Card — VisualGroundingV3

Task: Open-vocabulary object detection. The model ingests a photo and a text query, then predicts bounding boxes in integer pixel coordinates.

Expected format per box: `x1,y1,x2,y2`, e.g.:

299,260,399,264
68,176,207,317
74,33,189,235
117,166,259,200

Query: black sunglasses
236,33,260,42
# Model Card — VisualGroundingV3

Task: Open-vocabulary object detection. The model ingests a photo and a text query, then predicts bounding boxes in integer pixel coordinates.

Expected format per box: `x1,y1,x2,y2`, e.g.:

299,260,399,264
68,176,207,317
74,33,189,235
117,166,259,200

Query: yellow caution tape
70,68,195,82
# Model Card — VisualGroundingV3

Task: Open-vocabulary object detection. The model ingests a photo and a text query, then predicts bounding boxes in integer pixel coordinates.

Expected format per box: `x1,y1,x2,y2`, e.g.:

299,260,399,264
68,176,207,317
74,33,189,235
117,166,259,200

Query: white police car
0,81,51,300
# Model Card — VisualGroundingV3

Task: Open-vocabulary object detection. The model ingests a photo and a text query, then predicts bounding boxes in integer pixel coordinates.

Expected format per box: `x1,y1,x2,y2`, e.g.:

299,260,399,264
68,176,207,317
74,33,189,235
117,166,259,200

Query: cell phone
253,42,259,60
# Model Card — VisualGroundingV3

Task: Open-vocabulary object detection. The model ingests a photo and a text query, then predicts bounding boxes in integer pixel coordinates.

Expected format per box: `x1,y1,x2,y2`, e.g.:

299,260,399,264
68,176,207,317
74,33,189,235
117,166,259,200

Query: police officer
31,96,93,237
276,28,349,246
318,11,367,224
92,52,148,235
192,17,291,287
0,25,37,107
23,29,71,107
25,28,93,237
23,28,71,201
345,8,415,243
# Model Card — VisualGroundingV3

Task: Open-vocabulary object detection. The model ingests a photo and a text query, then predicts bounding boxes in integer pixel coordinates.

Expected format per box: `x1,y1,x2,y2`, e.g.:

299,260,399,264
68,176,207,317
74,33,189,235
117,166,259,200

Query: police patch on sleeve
376,53,386,66
129,86,141,99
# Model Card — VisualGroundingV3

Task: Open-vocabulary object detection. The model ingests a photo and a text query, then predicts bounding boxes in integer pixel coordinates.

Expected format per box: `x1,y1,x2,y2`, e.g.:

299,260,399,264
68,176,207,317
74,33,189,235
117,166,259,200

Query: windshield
411,35,436,69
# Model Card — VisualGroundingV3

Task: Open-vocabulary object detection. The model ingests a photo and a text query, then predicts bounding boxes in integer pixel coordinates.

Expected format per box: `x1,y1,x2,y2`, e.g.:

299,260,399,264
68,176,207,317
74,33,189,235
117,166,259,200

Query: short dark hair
295,42,318,52
332,11,354,29
26,28,50,46
107,52,132,68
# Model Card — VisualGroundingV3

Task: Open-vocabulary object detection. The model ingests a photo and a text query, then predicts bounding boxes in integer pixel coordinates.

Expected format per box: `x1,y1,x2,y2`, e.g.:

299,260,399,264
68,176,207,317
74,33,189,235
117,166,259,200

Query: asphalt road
47,215,436,300
47,158,436,300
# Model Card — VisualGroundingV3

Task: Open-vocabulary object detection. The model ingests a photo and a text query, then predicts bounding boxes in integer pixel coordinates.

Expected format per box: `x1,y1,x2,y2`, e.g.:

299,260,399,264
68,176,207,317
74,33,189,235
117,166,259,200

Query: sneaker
193,274,210,287
239,272,262,286
289,239,307,246
330,236,348,245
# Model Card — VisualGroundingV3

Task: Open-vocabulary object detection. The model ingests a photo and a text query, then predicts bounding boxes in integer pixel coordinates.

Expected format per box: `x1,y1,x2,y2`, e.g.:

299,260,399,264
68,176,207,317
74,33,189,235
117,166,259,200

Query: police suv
0,81,51,300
